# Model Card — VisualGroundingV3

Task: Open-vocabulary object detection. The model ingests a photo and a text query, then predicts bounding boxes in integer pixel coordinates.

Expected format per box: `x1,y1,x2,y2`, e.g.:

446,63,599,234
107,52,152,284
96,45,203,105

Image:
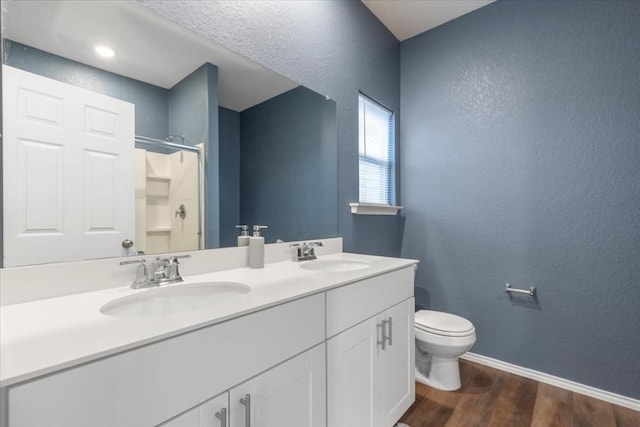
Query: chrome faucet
120,254,191,289
290,241,324,262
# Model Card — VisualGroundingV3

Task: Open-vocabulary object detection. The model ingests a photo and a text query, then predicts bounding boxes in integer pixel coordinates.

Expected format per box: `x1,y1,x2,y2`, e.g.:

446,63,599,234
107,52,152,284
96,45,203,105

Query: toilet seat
415,310,475,337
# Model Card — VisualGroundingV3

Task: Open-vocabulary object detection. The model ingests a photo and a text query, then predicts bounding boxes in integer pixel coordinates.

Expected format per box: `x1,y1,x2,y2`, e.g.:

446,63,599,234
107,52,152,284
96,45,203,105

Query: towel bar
505,283,536,296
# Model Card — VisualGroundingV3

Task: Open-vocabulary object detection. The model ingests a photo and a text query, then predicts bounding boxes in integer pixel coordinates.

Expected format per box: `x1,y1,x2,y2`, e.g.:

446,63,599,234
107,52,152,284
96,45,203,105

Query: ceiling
3,0,497,109
2,0,297,111
362,0,495,41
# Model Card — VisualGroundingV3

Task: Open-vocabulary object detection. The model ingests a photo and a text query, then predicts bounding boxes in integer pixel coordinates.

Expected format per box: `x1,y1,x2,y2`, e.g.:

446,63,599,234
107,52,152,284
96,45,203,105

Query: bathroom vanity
0,240,417,427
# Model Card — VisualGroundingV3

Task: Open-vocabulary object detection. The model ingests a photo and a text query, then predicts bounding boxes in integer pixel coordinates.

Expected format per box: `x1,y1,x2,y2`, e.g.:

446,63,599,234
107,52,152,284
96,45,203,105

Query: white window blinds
358,93,395,205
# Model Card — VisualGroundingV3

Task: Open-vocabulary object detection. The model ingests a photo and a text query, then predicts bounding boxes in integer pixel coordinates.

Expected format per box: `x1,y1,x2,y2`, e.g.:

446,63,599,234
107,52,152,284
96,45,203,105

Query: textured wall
136,0,402,255
168,64,213,148
401,1,640,398
218,107,241,248
240,86,337,243
4,40,169,139
168,63,220,248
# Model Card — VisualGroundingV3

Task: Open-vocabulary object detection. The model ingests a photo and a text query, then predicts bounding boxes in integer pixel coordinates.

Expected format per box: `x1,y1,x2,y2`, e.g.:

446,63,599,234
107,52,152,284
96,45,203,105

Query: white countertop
0,252,417,388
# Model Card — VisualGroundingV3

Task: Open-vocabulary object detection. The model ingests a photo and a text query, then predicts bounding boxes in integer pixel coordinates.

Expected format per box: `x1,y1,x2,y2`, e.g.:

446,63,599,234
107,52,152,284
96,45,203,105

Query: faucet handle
166,254,190,280
119,258,146,266
167,257,180,279
119,259,150,288
134,262,149,284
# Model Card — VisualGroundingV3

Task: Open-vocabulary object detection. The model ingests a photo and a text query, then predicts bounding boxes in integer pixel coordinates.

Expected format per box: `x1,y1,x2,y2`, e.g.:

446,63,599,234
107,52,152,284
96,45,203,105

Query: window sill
349,203,403,216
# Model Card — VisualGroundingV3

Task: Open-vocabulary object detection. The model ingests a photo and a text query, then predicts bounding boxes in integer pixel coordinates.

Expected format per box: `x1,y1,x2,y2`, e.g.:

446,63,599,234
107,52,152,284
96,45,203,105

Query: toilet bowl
414,310,476,391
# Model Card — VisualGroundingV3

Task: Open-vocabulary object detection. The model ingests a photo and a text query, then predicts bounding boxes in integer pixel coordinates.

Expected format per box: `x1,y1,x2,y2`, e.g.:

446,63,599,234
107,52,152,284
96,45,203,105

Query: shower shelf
147,226,172,233
147,174,171,181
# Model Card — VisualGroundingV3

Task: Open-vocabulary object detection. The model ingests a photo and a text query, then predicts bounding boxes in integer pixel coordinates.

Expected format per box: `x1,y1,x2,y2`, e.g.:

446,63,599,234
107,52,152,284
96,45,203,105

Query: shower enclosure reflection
134,136,204,255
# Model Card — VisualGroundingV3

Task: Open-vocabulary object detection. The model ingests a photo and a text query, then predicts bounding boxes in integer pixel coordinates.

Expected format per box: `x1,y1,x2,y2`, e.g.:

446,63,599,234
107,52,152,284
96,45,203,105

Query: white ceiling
2,0,298,111
362,0,495,41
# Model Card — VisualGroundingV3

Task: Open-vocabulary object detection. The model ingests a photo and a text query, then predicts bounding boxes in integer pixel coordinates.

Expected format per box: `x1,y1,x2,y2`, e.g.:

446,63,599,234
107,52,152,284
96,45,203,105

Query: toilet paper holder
505,283,536,297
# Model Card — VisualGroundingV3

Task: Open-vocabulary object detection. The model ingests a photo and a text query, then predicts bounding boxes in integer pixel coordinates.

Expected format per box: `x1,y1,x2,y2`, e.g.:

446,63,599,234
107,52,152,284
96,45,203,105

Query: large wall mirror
1,0,338,268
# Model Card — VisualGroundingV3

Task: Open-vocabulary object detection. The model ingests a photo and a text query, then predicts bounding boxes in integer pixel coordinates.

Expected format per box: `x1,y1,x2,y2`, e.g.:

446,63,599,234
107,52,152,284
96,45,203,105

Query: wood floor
398,359,640,427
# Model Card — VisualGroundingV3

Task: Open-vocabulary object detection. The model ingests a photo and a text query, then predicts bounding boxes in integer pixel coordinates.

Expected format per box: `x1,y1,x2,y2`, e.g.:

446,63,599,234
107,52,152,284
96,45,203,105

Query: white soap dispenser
236,225,250,247
248,225,267,268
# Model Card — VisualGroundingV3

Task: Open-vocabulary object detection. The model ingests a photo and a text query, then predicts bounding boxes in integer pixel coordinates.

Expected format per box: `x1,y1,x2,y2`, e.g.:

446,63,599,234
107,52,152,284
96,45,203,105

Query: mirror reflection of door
2,65,135,266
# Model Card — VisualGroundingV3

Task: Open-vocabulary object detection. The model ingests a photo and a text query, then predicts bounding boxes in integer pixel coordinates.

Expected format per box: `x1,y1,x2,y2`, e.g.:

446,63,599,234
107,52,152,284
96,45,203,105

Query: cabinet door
229,344,326,427
159,392,229,427
379,298,415,427
327,316,384,427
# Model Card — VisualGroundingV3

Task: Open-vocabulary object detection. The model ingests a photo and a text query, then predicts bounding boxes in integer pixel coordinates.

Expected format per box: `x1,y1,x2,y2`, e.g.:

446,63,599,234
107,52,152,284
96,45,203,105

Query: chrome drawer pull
215,407,227,427
377,322,386,350
240,393,251,427
383,317,393,346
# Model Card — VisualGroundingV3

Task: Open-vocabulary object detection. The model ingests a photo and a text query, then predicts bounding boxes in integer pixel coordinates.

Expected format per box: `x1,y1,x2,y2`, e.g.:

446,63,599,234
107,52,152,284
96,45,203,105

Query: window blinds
358,94,394,205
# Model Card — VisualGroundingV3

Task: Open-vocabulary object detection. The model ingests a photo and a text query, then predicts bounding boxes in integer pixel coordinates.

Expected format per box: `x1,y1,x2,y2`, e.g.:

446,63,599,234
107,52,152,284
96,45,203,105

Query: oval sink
100,282,250,318
299,259,372,273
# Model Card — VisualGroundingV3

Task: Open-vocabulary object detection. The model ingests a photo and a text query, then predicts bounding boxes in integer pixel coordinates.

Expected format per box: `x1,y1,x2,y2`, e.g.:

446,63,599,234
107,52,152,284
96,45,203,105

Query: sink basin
100,282,250,318
299,259,372,272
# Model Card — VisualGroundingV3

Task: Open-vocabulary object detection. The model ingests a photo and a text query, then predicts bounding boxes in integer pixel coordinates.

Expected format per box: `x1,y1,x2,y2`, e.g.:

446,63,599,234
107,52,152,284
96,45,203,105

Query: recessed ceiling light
94,45,115,58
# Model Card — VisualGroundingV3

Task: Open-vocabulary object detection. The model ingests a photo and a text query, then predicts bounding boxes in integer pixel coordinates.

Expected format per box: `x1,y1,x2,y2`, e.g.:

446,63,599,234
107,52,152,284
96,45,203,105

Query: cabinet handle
377,322,386,350
383,317,393,346
215,407,227,427
240,393,251,427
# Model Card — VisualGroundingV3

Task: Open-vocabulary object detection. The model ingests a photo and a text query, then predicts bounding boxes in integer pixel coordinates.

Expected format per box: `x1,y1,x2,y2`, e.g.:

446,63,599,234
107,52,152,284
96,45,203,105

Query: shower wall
135,149,200,254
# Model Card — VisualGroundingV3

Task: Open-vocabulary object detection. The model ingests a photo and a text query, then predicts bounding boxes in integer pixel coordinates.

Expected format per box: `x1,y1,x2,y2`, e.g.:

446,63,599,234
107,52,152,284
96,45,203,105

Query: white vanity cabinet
1,258,417,427
5,294,325,427
326,266,415,427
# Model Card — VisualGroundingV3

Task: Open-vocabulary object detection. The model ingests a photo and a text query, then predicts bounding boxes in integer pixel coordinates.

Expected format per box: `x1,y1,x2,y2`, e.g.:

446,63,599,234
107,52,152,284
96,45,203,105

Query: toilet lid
415,310,474,336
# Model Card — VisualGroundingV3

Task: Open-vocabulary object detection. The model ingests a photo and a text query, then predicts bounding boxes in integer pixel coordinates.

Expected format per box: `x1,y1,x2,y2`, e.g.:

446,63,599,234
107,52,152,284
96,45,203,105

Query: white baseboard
460,352,640,412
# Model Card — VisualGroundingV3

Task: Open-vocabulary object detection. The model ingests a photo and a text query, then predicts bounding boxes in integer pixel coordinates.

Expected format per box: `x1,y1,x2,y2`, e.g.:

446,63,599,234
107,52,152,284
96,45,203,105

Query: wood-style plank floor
398,359,640,427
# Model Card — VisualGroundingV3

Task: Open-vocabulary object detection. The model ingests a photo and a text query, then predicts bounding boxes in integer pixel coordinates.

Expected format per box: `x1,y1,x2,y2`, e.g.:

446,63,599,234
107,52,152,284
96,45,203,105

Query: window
358,93,395,205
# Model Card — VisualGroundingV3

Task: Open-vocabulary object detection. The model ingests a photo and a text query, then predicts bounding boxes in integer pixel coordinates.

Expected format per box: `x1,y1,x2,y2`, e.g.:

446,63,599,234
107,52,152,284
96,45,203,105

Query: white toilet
414,310,476,391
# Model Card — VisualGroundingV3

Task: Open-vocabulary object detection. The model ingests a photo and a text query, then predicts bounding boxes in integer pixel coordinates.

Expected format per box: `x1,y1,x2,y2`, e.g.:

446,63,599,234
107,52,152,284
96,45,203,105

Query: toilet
414,310,476,391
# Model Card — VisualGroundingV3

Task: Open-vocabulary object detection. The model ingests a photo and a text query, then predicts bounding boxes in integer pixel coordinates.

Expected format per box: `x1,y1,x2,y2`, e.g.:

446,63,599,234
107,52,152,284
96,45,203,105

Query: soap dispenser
248,225,268,268
236,225,250,247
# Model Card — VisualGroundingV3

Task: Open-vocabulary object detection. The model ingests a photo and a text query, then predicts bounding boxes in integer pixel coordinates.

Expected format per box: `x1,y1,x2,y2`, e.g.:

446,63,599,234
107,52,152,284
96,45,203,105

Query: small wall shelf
349,203,403,216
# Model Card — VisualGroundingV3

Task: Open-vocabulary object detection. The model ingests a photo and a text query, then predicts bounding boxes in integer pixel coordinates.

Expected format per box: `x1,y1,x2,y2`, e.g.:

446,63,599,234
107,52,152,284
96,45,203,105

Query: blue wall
4,40,169,139
169,64,220,248
169,64,216,148
219,107,241,248
401,1,640,398
137,0,402,256
239,86,337,243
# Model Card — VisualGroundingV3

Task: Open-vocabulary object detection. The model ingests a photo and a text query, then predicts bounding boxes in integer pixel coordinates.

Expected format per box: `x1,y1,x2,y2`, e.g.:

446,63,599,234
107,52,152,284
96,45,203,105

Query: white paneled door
2,65,135,266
